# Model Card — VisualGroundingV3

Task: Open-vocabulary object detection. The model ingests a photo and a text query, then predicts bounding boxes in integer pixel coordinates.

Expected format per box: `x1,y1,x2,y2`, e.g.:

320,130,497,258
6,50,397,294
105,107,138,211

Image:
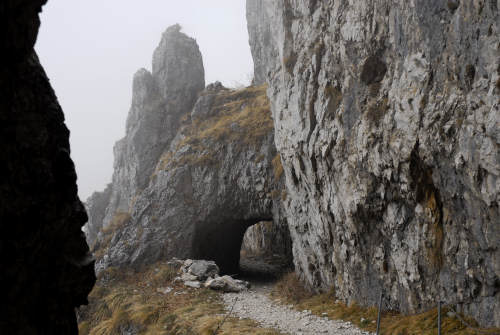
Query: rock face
101,24,205,229
0,0,95,333
85,26,292,274
96,84,291,273
241,221,274,256
86,24,204,253
247,0,499,327
84,183,112,247
246,0,278,85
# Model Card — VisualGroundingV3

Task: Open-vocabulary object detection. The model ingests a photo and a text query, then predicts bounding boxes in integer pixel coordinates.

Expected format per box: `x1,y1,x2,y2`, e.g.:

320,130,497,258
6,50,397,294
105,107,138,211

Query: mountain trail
221,283,373,335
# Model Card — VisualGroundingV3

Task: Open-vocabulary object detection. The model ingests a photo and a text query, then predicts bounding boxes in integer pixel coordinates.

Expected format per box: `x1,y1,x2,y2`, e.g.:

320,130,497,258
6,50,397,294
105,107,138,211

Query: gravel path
222,289,373,335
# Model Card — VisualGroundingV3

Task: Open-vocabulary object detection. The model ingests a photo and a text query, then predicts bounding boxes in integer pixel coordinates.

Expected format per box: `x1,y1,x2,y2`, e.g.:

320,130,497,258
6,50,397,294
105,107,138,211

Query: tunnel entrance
238,221,293,284
191,216,293,279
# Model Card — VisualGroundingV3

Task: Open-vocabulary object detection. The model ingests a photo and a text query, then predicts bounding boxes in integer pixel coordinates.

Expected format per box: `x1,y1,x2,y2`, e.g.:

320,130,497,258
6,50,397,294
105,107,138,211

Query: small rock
181,273,198,282
183,260,219,281
166,258,184,270
184,281,201,288
156,286,173,294
205,275,250,292
183,259,193,268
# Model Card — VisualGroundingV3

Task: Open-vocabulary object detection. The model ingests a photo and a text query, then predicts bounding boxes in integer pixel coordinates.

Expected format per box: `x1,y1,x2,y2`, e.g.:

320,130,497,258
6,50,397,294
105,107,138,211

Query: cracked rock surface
247,0,499,327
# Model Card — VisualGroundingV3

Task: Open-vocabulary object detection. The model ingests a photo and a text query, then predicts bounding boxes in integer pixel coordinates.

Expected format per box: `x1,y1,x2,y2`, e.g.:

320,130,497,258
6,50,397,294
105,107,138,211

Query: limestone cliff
86,27,292,274
102,24,205,229
86,24,204,250
0,0,95,333
247,0,499,327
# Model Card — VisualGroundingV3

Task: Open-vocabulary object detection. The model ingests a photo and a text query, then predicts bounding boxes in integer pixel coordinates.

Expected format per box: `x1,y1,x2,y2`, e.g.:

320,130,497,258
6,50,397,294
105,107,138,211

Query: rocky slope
86,27,292,274
247,0,499,327
0,0,95,333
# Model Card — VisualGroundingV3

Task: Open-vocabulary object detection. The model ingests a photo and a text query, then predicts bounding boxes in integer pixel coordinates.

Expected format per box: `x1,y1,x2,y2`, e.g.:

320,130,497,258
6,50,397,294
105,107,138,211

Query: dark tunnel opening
191,217,293,279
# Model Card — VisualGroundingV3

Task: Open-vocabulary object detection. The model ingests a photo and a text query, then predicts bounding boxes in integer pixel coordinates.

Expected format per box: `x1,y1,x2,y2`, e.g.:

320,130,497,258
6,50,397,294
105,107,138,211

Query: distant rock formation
84,183,112,247
0,0,95,333
101,24,205,232
85,26,292,274
247,0,499,327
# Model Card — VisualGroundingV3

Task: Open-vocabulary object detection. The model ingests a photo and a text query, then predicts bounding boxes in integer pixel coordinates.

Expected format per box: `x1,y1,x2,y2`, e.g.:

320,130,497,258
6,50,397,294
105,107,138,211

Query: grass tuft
272,272,314,303
272,154,284,180
156,85,273,172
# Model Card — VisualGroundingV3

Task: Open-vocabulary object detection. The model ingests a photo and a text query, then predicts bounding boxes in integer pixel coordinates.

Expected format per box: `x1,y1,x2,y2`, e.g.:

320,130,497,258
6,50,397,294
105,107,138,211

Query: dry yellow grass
272,154,284,180
156,85,273,172
79,262,284,335
272,272,314,303
272,273,500,335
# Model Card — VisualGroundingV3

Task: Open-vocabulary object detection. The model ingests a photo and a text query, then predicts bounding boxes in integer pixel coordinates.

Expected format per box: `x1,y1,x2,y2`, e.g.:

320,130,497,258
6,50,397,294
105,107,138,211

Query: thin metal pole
438,300,442,335
376,291,383,335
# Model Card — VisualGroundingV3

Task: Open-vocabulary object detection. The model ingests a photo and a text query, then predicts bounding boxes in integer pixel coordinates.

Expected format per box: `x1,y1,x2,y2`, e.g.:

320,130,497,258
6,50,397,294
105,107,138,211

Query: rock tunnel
191,214,292,276
192,216,273,274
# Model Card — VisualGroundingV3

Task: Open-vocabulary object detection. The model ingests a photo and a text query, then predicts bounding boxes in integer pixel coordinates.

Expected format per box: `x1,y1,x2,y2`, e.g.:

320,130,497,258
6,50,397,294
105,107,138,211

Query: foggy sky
35,0,254,200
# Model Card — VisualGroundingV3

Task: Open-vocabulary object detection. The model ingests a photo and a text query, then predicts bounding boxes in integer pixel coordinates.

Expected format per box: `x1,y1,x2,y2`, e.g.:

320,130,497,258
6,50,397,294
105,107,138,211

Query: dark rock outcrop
247,0,499,327
0,0,95,333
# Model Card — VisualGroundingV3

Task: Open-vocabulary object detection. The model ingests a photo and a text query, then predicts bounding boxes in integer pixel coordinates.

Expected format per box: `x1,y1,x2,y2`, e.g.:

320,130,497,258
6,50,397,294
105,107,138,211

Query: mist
35,0,253,200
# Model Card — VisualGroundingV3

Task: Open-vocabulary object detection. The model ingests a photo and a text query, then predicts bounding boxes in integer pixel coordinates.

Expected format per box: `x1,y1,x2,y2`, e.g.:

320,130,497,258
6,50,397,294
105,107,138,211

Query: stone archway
191,216,273,274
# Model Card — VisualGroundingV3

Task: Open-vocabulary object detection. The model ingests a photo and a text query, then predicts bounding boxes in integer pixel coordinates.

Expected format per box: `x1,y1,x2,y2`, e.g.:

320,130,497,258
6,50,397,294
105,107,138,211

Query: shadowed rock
0,0,95,333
